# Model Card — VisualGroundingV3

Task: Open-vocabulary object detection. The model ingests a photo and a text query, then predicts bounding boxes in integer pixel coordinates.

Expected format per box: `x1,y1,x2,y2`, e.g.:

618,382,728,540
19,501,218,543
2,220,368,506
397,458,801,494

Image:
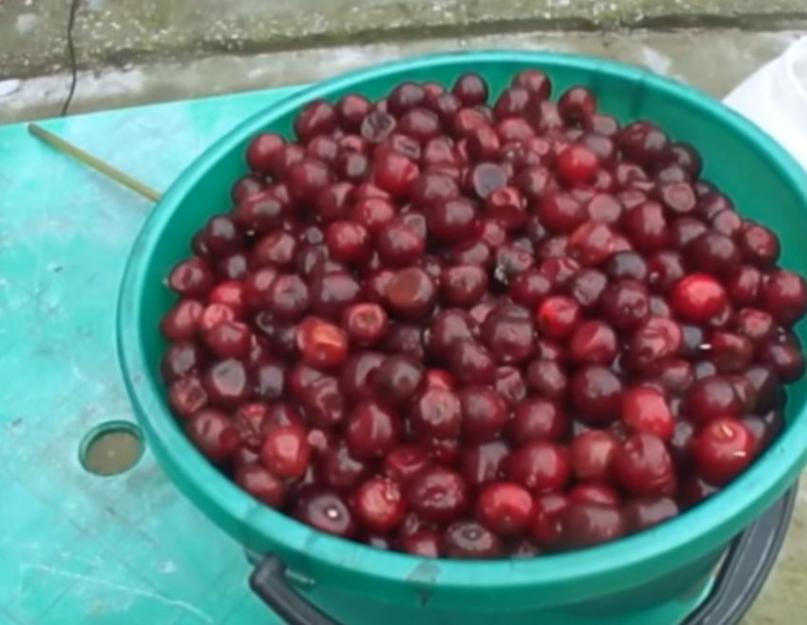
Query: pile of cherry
160,70,807,558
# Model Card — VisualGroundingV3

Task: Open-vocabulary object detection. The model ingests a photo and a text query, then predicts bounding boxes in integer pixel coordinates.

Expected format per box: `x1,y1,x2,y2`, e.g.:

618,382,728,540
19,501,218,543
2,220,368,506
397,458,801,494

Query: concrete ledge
2,0,807,79
1,28,798,124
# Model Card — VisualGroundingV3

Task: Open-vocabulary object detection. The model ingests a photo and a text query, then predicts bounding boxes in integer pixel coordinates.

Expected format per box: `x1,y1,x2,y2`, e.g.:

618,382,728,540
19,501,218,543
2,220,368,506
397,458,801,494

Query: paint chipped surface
0,91,307,624
407,560,441,584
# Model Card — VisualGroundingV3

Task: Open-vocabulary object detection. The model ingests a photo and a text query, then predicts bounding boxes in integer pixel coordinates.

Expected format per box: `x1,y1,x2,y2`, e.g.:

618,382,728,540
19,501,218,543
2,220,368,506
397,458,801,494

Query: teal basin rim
117,49,807,596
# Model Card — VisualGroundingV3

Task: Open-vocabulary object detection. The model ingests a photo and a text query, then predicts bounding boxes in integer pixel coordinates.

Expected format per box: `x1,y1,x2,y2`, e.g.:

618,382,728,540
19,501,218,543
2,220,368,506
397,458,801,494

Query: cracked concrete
0,28,801,124
2,0,807,80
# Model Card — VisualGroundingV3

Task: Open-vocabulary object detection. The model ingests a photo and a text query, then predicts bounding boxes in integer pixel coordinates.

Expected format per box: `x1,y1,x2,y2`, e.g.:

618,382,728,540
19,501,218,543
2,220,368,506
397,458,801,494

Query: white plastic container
724,36,807,172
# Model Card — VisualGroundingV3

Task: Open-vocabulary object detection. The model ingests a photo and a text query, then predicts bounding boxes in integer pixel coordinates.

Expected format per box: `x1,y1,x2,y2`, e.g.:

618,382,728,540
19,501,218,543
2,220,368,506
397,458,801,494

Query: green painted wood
6,50,807,625
0,86,301,625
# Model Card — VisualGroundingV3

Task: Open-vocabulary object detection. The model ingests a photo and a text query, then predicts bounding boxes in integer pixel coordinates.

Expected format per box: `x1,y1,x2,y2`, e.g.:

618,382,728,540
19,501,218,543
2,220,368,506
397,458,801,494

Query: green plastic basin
117,51,807,625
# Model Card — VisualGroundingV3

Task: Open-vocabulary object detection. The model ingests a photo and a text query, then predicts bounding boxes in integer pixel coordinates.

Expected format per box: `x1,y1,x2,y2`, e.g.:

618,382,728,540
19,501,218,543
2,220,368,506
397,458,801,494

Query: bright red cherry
477,482,535,536
556,145,599,186
692,417,755,486
260,424,310,479
671,273,728,323
621,386,675,440
296,316,349,369
353,477,406,533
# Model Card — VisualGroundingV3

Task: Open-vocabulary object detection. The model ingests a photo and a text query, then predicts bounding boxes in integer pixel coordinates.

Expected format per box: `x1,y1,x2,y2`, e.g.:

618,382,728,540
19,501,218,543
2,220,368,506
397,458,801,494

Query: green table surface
0,86,304,625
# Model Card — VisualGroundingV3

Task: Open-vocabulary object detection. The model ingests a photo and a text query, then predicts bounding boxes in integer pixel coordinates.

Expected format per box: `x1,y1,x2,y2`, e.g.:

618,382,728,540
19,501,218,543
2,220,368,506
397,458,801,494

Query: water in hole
83,429,142,475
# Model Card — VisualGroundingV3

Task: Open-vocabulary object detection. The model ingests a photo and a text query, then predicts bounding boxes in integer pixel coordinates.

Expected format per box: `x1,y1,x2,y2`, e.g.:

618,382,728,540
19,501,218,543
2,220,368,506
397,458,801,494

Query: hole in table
79,421,144,476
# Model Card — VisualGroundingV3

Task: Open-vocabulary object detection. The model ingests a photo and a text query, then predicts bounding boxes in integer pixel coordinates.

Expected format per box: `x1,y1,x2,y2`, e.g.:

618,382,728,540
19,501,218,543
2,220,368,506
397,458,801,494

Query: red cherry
568,221,617,266
568,320,617,366
299,375,346,427
161,299,203,341
570,430,617,482
622,201,668,252
169,258,214,297
316,444,369,491
324,221,371,264
621,386,675,440
160,341,204,381
218,252,253,280
684,375,742,422
296,316,348,369
168,376,208,419
459,385,509,442
735,307,774,343
260,424,311,479
384,445,431,484
441,265,489,306
507,441,570,494
385,267,437,320
558,87,596,123
400,531,441,557
624,496,679,531
570,366,623,424
372,355,424,405
460,440,510,487
512,69,551,99
526,359,568,400
692,417,755,486
601,279,649,330
202,358,250,407
614,433,676,497
294,100,337,141
529,493,569,547
204,320,252,359
538,192,587,233
556,144,599,186
671,273,727,323
480,306,535,364
235,463,286,508
353,477,406,533
373,152,420,197
410,388,462,439
762,269,807,326
246,133,285,172
442,521,502,558
569,483,621,507
739,222,780,267
293,488,356,537
287,159,332,205
510,397,566,444
629,316,682,369
341,303,389,345
406,466,469,523
335,93,371,129
477,482,535,536
563,502,626,547
485,186,527,230
345,401,400,460
185,408,240,462
535,296,582,340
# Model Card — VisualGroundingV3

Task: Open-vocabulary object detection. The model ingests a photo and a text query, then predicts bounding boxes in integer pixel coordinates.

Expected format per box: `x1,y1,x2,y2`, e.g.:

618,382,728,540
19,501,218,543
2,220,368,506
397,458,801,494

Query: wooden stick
27,123,161,203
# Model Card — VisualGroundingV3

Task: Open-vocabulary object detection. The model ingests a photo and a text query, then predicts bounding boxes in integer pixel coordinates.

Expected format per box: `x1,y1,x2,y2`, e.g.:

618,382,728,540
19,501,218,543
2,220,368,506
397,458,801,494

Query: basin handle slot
683,484,796,624
250,555,340,625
